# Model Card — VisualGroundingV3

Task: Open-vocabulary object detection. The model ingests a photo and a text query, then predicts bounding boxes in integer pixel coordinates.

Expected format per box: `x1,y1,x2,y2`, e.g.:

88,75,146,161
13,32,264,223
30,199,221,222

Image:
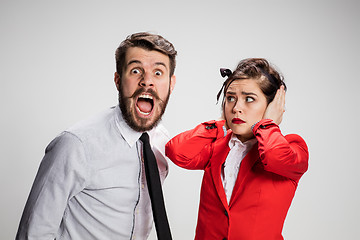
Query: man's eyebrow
127,60,141,66
127,60,168,69
154,62,168,69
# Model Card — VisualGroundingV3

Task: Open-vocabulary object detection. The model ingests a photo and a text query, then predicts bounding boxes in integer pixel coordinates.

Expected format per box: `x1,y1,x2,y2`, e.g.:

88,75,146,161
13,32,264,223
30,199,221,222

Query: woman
165,58,309,240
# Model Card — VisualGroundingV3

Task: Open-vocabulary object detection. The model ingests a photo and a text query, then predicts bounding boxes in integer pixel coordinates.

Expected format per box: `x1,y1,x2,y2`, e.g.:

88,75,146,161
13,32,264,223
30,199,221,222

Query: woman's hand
263,85,286,125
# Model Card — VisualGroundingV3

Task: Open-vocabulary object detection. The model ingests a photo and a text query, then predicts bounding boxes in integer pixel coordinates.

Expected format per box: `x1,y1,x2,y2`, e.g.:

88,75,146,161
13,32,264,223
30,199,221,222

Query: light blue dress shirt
16,105,170,240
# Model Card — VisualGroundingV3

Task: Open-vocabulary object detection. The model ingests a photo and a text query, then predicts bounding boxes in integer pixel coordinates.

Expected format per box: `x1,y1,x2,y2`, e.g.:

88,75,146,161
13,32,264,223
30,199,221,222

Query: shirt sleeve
252,119,309,181
150,124,171,179
16,132,89,240
165,120,227,170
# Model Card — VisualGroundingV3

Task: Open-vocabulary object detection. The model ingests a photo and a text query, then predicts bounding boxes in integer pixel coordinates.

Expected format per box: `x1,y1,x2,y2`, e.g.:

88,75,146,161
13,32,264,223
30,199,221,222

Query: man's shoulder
149,123,170,153
151,123,170,139
65,106,117,140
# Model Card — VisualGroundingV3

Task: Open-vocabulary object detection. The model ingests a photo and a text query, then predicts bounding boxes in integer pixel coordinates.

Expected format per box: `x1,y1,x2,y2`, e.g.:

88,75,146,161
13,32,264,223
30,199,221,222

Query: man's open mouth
136,94,154,116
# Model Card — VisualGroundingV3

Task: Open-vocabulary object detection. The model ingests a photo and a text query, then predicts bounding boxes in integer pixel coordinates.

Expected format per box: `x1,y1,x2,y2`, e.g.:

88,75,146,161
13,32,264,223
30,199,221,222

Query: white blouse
221,133,257,204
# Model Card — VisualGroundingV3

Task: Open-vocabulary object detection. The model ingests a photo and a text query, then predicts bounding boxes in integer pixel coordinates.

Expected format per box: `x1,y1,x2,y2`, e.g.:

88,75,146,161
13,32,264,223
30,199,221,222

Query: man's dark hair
115,32,177,78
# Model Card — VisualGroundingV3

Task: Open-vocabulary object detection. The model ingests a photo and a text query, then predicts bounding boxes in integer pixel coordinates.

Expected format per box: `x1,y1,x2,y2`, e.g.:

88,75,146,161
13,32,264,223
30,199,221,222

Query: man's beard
118,87,170,132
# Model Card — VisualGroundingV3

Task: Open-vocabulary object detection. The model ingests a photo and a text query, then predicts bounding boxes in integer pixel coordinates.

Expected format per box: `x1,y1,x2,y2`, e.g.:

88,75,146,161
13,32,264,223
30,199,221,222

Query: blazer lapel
229,143,259,207
211,134,232,209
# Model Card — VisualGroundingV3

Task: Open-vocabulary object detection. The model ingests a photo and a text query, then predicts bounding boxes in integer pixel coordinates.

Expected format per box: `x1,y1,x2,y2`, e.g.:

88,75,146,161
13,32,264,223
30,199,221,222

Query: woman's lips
232,118,245,124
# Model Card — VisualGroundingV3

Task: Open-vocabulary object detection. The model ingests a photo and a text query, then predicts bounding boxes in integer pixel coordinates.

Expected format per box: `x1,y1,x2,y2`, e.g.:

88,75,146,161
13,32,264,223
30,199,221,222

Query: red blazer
165,119,309,240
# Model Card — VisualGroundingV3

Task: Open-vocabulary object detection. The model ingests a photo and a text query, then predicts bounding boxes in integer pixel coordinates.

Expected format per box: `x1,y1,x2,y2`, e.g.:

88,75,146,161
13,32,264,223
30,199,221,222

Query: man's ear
169,75,176,94
114,72,120,91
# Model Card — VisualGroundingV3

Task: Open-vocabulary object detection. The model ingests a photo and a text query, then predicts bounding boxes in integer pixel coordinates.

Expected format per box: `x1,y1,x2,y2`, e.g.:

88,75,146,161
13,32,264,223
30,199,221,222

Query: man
16,32,177,240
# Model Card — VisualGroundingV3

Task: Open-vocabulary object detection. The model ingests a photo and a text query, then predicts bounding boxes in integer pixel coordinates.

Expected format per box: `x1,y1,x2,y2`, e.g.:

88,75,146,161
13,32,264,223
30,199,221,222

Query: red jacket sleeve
165,120,227,170
252,119,309,181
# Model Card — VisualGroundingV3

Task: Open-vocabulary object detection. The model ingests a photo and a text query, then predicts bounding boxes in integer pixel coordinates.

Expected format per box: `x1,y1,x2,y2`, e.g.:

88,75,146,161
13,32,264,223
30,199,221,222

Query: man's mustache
128,88,161,101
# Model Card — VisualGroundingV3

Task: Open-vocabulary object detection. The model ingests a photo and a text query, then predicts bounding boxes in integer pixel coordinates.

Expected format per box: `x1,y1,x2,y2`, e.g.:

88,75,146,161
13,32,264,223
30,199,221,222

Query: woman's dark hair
218,58,286,105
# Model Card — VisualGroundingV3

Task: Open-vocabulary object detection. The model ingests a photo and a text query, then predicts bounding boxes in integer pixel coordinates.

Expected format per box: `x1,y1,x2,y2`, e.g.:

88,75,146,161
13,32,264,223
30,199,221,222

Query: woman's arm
253,119,309,181
165,120,227,170
254,86,309,181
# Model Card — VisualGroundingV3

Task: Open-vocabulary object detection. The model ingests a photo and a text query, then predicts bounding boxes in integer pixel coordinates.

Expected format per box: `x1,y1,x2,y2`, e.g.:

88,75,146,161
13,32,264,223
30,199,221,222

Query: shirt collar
114,105,143,147
114,105,161,148
228,133,257,149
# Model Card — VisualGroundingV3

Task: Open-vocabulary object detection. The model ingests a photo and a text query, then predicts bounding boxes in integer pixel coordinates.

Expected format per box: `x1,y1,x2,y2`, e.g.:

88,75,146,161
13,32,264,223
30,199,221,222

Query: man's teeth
136,94,153,115
137,107,151,115
139,94,153,99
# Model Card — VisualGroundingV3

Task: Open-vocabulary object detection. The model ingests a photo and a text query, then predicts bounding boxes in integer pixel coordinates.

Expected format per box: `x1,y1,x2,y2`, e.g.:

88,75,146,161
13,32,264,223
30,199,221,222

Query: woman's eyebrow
241,91,258,96
225,90,236,95
226,90,258,96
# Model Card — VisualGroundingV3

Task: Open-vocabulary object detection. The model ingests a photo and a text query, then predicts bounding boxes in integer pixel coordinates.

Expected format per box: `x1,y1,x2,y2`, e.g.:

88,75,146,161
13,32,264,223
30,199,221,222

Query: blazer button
224,210,228,217
205,125,215,130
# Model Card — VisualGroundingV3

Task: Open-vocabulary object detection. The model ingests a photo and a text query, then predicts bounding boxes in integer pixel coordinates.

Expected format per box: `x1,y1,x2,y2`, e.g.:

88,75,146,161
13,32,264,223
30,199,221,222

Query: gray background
1,0,359,239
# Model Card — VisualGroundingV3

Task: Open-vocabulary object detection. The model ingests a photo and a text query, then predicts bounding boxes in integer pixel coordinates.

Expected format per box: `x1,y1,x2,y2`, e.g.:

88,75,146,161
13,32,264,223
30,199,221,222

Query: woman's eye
131,69,141,74
227,96,235,102
155,70,162,76
246,97,255,103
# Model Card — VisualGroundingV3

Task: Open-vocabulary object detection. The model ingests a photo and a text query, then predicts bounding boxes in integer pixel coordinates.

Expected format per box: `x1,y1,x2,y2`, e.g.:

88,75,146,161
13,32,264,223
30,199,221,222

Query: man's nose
139,73,154,87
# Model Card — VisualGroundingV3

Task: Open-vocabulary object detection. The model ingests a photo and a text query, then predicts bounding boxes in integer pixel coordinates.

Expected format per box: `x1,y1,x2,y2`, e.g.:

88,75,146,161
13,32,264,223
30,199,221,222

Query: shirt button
224,210,228,217
142,184,145,189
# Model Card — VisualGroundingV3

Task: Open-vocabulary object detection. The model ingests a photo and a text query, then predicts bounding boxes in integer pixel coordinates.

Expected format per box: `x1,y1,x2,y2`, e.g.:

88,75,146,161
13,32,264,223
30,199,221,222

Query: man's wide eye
155,70,162,76
131,69,140,74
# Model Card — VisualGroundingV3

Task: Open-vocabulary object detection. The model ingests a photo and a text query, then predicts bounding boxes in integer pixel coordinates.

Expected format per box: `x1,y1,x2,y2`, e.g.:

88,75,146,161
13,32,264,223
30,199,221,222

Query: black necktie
140,132,172,240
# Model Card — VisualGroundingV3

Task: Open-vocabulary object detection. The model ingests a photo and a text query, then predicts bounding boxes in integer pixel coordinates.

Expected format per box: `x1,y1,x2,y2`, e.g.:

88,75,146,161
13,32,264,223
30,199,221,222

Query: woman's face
224,78,268,142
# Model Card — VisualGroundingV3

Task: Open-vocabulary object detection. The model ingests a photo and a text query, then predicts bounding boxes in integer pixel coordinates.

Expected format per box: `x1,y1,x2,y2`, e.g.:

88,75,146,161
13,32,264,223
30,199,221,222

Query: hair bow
220,68,232,78
217,68,233,103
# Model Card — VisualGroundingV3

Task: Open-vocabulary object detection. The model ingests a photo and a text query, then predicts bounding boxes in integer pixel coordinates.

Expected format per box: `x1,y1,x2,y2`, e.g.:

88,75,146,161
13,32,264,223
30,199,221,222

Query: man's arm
16,132,88,240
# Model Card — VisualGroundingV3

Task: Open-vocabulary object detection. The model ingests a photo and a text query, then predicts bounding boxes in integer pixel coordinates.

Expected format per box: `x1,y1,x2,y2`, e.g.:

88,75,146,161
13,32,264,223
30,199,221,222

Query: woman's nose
233,101,243,113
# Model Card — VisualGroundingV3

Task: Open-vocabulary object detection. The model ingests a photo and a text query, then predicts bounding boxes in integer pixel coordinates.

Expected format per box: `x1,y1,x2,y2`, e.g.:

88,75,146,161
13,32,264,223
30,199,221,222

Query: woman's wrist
252,119,277,132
